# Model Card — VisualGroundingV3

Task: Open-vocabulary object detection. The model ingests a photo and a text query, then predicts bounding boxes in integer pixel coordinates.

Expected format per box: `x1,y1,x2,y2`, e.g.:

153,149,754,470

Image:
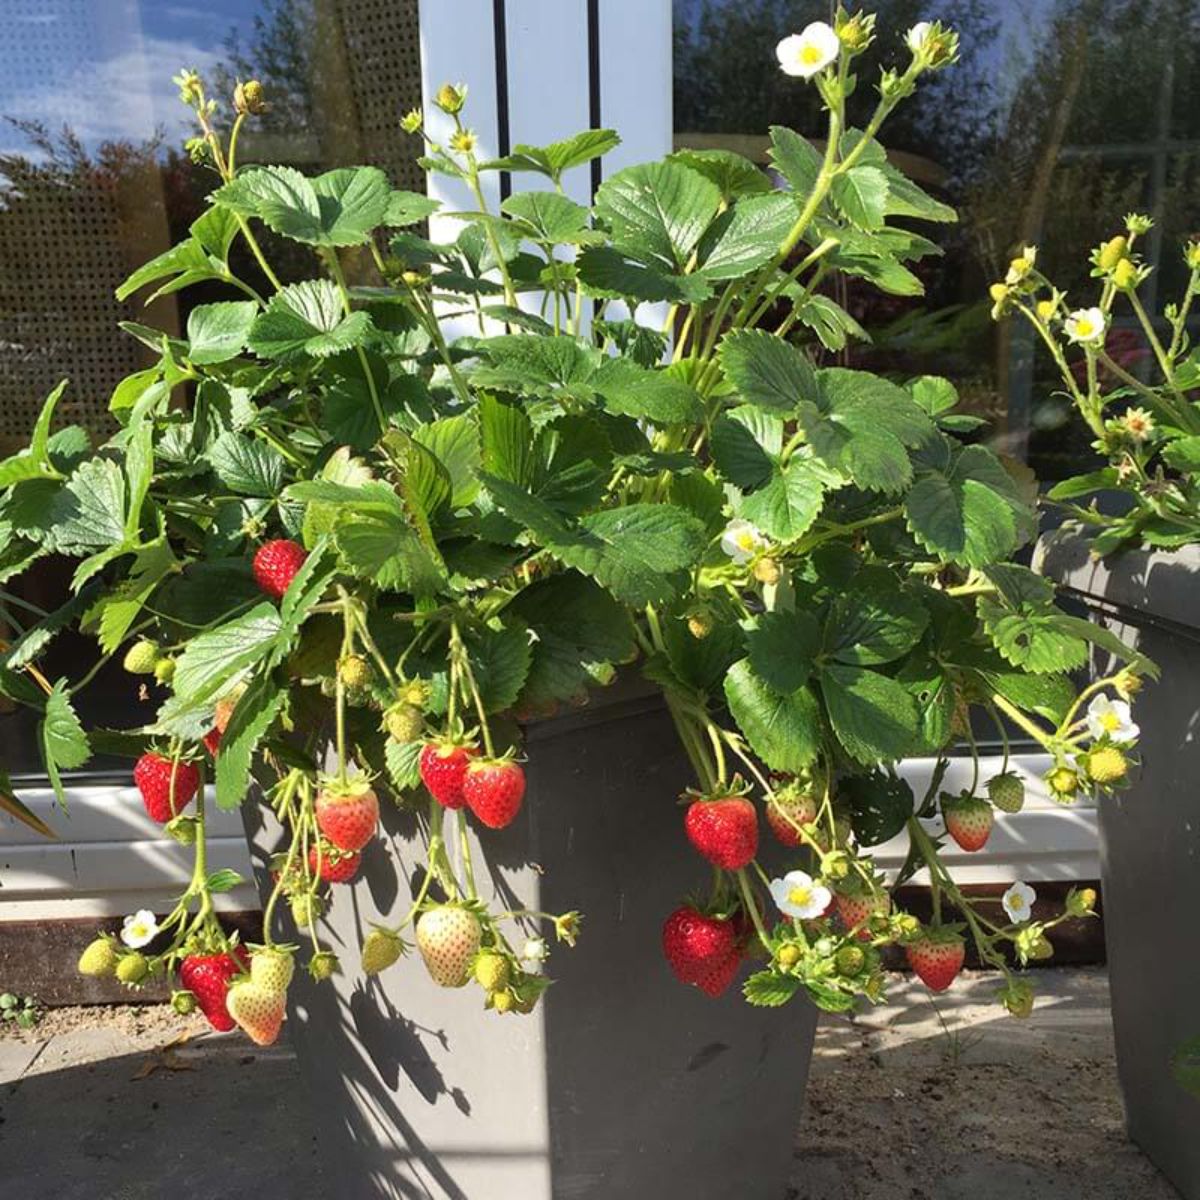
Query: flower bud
834,8,875,53
1065,886,1098,917
153,657,176,683
234,79,267,115
1036,298,1057,321
1186,242,1200,271
173,69,203,107
1125,212,1154,237
1113,669,1141,700
435,82,467,115
449,128,477,153
400,107,423,135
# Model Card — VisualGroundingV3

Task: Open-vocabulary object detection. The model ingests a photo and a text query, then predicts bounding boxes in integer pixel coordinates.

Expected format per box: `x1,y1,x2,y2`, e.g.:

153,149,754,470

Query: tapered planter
242,679,817,1200
1036,529,1200,1199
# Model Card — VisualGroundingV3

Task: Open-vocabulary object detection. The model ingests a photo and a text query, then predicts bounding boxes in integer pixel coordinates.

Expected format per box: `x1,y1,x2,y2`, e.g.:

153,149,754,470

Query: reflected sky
0,0,255,155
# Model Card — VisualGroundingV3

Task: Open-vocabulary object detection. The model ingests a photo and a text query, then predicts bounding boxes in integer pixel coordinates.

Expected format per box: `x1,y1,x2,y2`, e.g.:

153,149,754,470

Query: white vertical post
417,0,674,336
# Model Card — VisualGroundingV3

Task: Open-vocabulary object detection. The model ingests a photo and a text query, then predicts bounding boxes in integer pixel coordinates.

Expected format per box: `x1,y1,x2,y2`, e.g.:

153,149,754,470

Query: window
0,0,422,773
673,0,1200,483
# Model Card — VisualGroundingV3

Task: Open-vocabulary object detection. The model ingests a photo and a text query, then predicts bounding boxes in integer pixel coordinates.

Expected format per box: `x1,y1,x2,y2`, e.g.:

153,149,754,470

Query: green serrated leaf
743,970,802,1007
738,455,829,542
821,664,919,764
697,193,798,280
746,610,820,693
186,301,257,365
769,126,822,197
208,432,286,497
593,160,721,271
248,280,374,359
719,328,818,411
41,680,91,802
214,164,390,246
723,658,820,772
831,165,889,230
466,623,533,713
824,574,929,665
173,603,283,704
841,770,914,845
215,671,288,810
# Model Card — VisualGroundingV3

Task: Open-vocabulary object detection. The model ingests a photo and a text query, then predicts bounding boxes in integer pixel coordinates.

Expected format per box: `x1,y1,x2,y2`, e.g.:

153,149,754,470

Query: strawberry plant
0,12,1154,1044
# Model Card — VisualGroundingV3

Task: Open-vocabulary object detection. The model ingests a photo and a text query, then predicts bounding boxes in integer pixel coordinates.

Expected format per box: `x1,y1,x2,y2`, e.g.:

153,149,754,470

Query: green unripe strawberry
1112,258,1139,290
473,951,510,993
153,657,176,684
250,947,295,993
835,945,866,976
116,953,149,985
1001,977,1035,1019
338,655,373,691
776,944,802,968
987,772,1025,814
1097,235,1128,271
291,893,324,931
383,703,424,744
172,989,197,1015
362,929,404,976
1066,886,1098,917
308,951,339,981
491,989,515,1014
1085,746,1128,785
78,937,117,978
123,640,160,675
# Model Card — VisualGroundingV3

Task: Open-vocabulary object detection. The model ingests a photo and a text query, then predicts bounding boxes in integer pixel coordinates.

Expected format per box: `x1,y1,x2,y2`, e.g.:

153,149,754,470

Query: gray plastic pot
1036,529,1200,1200
242,678,817,1200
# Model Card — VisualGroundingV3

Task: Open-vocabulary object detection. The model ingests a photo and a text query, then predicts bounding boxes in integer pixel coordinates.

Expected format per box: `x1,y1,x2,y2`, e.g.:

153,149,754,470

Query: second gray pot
1037,529,1200,1200
243,680,817,1200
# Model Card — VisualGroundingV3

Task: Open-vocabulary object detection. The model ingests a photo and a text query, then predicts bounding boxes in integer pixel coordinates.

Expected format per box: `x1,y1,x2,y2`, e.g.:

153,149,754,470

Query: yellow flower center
800,44,823,64
1100,712,1120,732
736,533,756,550
788,885,814,908
1075,318,1095,337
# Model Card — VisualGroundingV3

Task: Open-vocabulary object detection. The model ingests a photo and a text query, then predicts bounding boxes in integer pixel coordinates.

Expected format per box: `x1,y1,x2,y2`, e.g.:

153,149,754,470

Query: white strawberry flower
1002,881,1037,924
1064,307,1107,345
905,21,933,53
719,519,768,565
1085,694,1140,743
120,909,160,949
522,937,548,964
776,23,841,79
769,870,833,920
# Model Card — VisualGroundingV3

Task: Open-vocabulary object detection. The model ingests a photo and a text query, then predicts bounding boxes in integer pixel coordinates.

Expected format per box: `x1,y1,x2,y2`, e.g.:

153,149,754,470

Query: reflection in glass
673,0,1200,480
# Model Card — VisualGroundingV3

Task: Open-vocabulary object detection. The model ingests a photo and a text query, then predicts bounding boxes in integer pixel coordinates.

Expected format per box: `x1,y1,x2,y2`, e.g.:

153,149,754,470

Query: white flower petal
719,519,767,564
1064,307,1107,345
776,23,840,79
906,21,933,52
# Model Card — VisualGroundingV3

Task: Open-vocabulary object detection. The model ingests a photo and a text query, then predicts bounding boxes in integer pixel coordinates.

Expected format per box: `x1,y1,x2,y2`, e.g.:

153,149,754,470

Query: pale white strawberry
226,980,287,1046
416,906,482,988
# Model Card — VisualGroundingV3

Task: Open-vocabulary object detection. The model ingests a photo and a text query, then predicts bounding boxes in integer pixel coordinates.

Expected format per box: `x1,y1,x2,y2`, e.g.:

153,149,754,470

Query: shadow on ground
0,1034,323,1200
791,967,1181,1200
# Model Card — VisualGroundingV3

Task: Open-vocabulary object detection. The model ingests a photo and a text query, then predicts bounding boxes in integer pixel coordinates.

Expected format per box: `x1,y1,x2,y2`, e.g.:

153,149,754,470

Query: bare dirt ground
0,967,1181,1200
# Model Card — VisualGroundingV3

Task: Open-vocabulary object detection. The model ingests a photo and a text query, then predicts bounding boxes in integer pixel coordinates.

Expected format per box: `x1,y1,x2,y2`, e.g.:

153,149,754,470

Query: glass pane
673,0,1200,481
0,0,422,774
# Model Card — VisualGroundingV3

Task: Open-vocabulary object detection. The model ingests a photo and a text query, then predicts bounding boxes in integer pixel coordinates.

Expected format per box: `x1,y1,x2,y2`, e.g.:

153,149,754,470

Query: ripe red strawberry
834,891,889,941
662,905,737,986
906,930,966,992
684,795,758,870
694,944,744,997
226,980,286,1046
252,538,308,600
418,741,479,810
202,691,241,757
463,758,525,829
415,906,482,987
314,780,379,851
308,841,361,883
202,728,222,757
765,788,818,848
179,947,249,1032
134,753,200,823
943,796,994,852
